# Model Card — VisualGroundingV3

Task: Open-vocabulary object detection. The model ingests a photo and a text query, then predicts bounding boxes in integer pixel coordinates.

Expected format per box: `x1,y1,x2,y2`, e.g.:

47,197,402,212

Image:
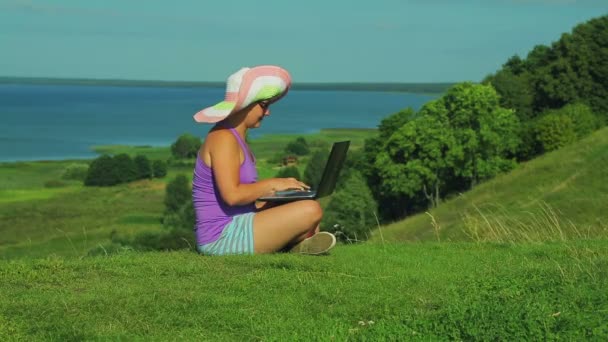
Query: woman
192,65,336,256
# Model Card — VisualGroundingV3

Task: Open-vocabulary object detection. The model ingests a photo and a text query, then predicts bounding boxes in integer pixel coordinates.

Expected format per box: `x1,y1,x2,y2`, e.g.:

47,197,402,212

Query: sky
0,0,606,83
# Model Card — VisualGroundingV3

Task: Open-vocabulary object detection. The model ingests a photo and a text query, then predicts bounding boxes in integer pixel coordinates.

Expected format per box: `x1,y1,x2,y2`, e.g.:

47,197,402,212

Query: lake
0,84,438,161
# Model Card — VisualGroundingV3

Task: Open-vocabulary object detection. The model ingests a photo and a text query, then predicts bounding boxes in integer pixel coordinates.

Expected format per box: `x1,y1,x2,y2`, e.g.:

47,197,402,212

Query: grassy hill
0,129,374,259
376,127,608,243
1,128,607,339
1,242,607,340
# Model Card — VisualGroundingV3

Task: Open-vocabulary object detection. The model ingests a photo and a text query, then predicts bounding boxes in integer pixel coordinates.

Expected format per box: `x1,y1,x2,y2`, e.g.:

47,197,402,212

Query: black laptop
258,140,350,202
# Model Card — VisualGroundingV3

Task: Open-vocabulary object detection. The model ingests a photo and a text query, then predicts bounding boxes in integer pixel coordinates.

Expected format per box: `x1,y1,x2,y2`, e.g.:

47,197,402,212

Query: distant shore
0,76,455,94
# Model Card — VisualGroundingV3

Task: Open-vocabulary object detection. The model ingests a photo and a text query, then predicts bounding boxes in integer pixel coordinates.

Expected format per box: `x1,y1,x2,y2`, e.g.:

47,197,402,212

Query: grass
1,127,607,339
376,127,608,243
0,128,375,260
1,241,606,340
91,145,171,160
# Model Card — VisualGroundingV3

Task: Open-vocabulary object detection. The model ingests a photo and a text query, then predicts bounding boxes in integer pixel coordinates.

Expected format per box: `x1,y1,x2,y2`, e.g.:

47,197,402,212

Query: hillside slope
376,127,608,242
1,242,607,340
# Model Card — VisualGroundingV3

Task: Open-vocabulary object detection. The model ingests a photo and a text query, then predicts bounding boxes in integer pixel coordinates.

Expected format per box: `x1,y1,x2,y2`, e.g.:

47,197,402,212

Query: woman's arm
210,131,307,206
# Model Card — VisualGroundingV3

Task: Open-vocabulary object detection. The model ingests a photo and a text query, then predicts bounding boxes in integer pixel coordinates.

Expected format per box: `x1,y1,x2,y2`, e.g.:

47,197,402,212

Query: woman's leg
253,200,322,254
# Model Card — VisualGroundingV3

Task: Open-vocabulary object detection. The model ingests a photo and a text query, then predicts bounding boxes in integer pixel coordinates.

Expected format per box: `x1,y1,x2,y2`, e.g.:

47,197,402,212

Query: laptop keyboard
274,190,315,197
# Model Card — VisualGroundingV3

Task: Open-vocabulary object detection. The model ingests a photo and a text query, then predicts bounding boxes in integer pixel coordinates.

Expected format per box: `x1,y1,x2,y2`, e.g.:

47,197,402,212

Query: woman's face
246,101,271,129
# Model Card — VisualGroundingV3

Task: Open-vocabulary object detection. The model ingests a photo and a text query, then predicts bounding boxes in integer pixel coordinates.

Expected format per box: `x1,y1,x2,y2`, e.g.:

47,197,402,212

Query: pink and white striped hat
193,65,292,123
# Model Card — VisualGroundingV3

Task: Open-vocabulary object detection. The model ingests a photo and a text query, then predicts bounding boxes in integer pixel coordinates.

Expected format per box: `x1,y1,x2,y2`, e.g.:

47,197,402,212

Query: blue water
0,84,437,162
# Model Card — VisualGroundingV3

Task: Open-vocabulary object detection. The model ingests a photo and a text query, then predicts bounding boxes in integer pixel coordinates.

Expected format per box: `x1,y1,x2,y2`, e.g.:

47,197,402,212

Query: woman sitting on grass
191,65,336,256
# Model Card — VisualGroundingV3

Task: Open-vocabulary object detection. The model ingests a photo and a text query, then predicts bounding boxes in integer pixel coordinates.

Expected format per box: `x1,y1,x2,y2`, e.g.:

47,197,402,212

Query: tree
152,160,168,178
113,153,138,183
275,166,301,179
484,69,534,121
164,174,191,214
285,137,310,156
171,133,201,159
534,113,576,153
360,108,418,220
134,155,152,179
374,115,459,208
322,172,377,242
303,148,329,187
61,163,89,181
84,155,120,186
433,83,520,188
549,103,598,139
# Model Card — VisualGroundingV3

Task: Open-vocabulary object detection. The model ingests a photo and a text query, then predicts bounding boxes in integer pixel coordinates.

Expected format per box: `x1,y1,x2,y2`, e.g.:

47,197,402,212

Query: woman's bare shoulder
205,128,237,150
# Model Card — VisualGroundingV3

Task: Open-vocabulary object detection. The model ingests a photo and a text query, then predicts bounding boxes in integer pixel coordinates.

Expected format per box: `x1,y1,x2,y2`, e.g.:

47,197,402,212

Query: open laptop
258,140,350,203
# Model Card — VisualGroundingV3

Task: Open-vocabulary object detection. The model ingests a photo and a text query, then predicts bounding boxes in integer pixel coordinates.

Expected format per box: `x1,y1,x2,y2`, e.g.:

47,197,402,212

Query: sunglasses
259,100,270,111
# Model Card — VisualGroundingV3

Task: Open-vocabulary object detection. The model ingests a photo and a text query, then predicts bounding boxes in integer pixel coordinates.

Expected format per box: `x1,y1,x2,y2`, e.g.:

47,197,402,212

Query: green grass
0,128,376,259
1,241,606,340
376,127,608,243
0,160,81,190
249,128,375,159
1,128,607,339
0,180,165,259
91,145,172,160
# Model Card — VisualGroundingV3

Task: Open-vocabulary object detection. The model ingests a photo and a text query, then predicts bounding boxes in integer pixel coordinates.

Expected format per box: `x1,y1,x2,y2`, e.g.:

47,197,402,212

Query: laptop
258,140,350,203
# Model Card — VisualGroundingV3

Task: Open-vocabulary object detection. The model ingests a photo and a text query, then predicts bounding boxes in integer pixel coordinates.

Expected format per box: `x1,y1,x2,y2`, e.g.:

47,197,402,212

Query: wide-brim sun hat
193,65,292,123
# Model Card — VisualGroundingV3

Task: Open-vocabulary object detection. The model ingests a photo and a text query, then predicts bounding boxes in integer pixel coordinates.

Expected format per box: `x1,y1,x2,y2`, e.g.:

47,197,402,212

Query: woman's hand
271,177,310,192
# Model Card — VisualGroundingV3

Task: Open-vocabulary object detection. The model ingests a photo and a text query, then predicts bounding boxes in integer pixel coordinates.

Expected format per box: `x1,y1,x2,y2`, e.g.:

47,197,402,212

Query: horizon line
0,75,459,86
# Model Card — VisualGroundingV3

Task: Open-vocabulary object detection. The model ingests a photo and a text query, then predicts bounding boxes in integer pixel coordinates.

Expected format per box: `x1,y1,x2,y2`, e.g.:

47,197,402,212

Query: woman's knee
298,200,323,223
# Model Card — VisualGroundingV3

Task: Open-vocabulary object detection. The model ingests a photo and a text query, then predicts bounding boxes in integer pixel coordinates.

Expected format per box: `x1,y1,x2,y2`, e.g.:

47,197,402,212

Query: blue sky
0,0,606,82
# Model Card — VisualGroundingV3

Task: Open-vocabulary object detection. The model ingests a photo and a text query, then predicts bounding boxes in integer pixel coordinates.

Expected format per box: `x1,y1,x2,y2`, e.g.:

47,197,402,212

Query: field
375,127,608,244
1,128,607,340
1,242,606,340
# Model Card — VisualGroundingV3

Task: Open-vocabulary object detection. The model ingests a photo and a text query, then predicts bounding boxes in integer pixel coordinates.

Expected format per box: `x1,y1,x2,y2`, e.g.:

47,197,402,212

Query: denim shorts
197,212,255,256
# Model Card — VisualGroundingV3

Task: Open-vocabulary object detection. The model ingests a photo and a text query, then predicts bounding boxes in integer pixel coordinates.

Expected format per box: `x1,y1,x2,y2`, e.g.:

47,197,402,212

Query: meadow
1,128,607,340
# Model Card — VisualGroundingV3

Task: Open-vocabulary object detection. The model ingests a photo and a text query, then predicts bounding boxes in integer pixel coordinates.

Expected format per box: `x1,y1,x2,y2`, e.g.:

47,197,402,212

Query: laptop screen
315,141,350,198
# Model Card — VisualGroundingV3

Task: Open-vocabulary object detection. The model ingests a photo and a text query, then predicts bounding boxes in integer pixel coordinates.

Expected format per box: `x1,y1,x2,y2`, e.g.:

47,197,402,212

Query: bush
275,166,301,179
303,148,329,187
44,179,68,188
164,174,191,215
163,201,195,231
171,133,201,159
134,155,152,179
61,163,89,181
113,153,138,183
322,172,377,242
534,113,576,153
553,103,599,139
285,137,310,156
152,160,168,178
84,155,120,186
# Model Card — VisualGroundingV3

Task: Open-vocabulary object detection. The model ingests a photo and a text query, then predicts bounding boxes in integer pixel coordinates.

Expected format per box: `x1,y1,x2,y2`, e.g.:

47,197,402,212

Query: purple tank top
192,128,258,245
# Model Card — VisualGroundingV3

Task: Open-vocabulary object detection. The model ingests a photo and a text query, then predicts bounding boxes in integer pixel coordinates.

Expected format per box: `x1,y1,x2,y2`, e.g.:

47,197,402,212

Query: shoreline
0,76,453,95
0,127,378,164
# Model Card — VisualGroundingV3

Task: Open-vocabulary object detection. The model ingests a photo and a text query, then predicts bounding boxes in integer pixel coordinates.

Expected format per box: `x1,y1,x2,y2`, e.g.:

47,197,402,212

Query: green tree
484,69,534,121
534,113,577,153
433,83,520,188
275,166,301,179
550,103,598,139
113,153,138,183
375,115,459,208
303,148,329,187
152,160,168,178
322,172,377,242
285,137,310,156
134,155,152,179
164,174,191,215
171,133,201,159
361,108,418,220
84,155,120,186
61,163,89,181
